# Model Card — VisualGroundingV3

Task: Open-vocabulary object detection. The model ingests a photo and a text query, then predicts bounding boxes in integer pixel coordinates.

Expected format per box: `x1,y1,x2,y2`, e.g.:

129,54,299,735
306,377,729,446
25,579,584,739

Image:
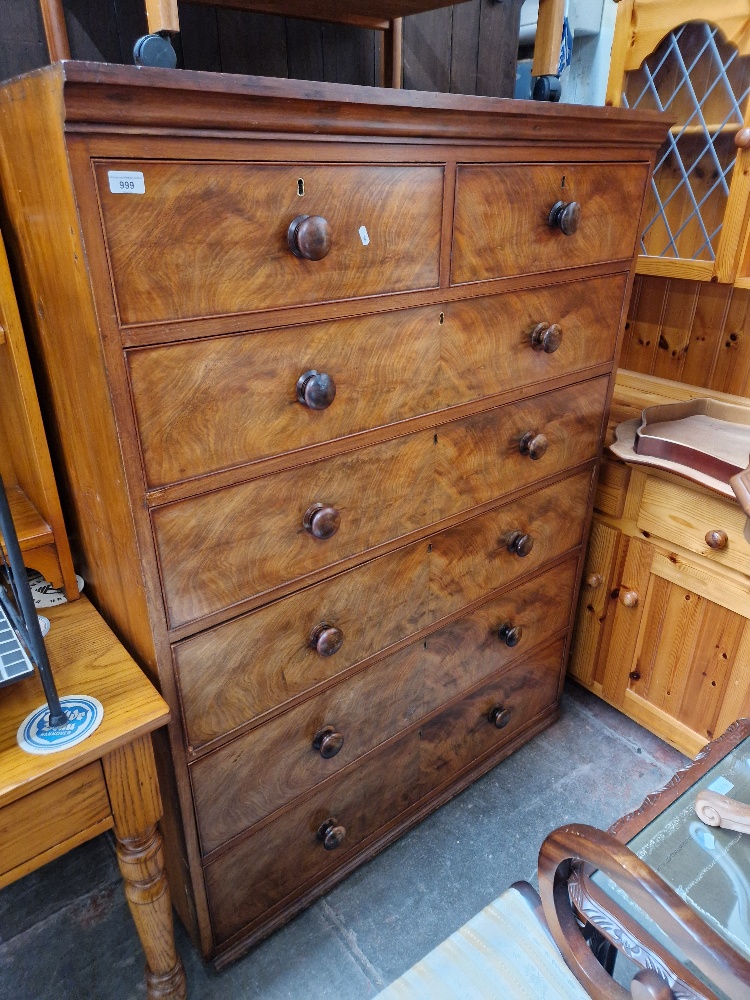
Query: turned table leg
103,735,187,1000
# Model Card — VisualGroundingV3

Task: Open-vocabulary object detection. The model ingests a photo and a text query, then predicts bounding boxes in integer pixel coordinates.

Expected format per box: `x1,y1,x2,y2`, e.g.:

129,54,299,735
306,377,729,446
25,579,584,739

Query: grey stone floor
0,682,688,1000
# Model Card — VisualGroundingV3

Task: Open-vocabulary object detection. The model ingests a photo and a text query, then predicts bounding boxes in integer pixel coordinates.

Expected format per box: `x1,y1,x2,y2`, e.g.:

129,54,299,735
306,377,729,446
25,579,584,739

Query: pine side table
0,595,186,1000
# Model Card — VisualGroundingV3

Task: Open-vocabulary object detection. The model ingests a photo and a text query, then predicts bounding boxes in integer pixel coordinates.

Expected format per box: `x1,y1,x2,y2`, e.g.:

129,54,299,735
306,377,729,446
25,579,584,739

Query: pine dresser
0,62,668,966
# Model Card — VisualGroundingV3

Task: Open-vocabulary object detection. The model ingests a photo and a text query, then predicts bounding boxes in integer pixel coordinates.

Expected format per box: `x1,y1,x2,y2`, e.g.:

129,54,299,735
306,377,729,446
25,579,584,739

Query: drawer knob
303,503,340,539
488,705,512,729
548,200,581,236
506,530,534,558
310,622,344,657
313,726,345,759
519,431,548,461
317,817,346,850
288,215,332,260
620,589,639,608
705,529,728,550
586,573,604,589
297,370,336,410
530,322,563,354
498,623,523,647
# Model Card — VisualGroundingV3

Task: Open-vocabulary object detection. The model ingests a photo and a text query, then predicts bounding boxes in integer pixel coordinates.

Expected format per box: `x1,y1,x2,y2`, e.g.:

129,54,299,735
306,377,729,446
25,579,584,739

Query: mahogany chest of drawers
0,62,668,965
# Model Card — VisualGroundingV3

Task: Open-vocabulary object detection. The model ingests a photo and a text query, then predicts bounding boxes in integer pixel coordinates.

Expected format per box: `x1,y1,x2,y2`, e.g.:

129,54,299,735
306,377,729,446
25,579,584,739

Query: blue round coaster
17,695,104,755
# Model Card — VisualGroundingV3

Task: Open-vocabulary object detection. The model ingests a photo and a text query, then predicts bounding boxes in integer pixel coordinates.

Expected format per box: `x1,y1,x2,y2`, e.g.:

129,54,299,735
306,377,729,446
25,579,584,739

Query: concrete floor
0,681,688,1000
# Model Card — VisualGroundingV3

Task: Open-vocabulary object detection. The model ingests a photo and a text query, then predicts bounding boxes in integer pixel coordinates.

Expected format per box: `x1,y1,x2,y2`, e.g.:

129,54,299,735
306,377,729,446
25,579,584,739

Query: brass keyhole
297,178,305,196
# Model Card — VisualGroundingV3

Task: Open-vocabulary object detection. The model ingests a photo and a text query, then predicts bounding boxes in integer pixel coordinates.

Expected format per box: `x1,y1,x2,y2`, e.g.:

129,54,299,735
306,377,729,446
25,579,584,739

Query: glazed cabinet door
599,536,750,756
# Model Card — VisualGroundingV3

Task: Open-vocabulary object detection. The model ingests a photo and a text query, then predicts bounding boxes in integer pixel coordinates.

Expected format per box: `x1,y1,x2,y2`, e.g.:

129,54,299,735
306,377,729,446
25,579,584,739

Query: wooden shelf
3,485,53,553
669,122,742,136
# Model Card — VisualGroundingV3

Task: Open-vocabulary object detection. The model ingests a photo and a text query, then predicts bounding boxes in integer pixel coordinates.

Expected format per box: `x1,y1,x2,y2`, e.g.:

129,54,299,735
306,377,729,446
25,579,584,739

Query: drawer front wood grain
175,467,591,748
128,273,626,488
452,162,649,284
154,379,605,627
0,763,110,879
637,476,750,575
418,638,564,791
205,732,421,943
190,557,578,852
95,161,444,325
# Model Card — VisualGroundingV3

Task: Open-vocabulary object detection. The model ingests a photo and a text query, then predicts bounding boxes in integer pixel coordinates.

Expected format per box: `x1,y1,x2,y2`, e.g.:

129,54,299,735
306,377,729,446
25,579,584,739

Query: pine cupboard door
600,536,750,757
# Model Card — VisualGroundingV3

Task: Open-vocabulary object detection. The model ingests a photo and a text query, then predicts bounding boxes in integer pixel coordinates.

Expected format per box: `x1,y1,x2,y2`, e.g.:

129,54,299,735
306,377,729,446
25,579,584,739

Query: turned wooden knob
309,622,344,657
288,215,331,260
530,322,563,353
312,726,345,759
317,817,346,850
620,589,639,608
506,530,534,557
297,370,336,409
631,969,675,1000
705,529,728,550
488,705,512,729
736,127,750,150
548,200,581,235
586,573,604,589
303,503,340,539
498,623,523,647
519,431,548,460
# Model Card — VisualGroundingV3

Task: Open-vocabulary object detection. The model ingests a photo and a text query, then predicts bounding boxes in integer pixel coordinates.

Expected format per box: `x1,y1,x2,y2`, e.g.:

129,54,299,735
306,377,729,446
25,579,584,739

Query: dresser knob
303,503,340,539
488,705,512,729
498,623,523,647
297,370,336,409
312,726,345,759
530,322,563,354
519,431,548,461
586,573,604,589
317,817,346,850
288,215,332,260
310,622,344,657
705,529,728,550
620,589,639,608
548,200,581,236
506,530,534,557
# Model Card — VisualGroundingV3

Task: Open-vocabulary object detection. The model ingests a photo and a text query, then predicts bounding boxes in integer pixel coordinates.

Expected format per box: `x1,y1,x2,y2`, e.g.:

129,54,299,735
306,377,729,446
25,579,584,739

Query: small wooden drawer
175,468,590,748
95,160,444,326
154,379,605,628
418,637,564,791
451,161,649,284
637,476,750,575
189,557,578,852
594,457,631,518
0,763,111,885
204,731,421,944
127,272,626,489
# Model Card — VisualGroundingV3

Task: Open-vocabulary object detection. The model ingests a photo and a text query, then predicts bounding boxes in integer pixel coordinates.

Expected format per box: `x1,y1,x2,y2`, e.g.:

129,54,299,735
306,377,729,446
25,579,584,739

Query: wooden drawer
418,637,564,791
190,557,578,853
175,469,591,747
95,161,444,326
0,763,111,883
203,638,562,944
637,476,750,575
154,378,606,627
451,162,649,284
204,731,421,944
128,272,626,489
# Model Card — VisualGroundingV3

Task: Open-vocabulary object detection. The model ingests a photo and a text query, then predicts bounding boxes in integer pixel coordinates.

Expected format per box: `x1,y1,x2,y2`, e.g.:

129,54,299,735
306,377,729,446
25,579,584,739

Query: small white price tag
108,170,145,194
358,225,370,246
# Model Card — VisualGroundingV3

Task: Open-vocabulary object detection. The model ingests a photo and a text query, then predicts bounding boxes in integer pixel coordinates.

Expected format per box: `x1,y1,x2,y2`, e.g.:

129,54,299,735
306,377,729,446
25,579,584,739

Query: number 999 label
107,170,146,195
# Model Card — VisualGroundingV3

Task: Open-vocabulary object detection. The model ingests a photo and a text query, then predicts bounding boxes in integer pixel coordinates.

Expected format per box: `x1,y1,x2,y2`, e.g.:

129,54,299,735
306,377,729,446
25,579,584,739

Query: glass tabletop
591,734,750,996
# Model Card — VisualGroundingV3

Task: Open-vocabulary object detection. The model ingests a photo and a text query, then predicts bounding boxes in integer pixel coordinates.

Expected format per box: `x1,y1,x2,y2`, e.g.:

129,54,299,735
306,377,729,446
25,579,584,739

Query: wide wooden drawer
637,475,750,575
190,557,578,853
0,763,111,884
203,639,562,944
95,160,444,326
154,378,606,627
128,272,626,489
175,469,591,747
451,161,649,284
418,637,564,791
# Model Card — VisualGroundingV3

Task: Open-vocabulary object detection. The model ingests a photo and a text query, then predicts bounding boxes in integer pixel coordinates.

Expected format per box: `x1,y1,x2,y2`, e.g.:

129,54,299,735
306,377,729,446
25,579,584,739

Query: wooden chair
376,823,750,999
